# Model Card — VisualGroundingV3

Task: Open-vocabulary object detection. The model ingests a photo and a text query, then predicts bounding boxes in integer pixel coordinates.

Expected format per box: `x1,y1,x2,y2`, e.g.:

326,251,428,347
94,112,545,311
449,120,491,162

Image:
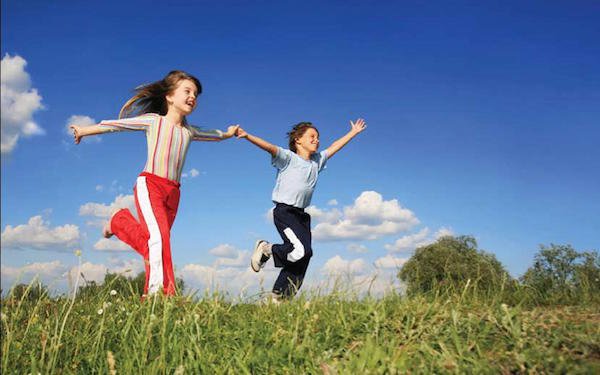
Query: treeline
5,272,185,302
399,236,600,305
4,236,599,306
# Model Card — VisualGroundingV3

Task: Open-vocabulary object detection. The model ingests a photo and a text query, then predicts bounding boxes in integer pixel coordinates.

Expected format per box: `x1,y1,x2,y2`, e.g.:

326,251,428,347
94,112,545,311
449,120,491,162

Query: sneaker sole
251,240,266,272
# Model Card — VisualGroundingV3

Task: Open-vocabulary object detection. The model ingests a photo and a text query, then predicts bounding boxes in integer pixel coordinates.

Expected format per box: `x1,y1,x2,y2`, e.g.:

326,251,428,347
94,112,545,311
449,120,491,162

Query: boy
236,118,366,300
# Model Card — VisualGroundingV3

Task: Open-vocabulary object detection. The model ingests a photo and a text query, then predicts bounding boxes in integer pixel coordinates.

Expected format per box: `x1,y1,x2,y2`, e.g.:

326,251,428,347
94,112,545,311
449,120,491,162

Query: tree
76,271,186,297
8,281,49,302
398,235,512,295
520,244,600,300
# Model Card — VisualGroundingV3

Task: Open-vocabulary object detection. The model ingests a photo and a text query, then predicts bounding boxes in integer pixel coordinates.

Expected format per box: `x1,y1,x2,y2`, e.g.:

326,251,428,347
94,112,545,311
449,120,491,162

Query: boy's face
296,127,320,154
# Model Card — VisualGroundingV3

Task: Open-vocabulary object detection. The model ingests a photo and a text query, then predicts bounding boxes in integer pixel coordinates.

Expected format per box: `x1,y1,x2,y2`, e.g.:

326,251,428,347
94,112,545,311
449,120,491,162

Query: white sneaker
266,292,282,305
251,240,271,272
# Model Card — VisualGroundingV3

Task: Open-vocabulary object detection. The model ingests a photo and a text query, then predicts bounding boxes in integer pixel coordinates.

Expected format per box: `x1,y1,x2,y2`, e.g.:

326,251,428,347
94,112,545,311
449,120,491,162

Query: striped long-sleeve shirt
99,113,225,182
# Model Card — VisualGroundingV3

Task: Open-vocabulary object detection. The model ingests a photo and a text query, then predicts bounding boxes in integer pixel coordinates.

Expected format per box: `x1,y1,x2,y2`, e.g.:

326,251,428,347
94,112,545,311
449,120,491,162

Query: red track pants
110,172,180,296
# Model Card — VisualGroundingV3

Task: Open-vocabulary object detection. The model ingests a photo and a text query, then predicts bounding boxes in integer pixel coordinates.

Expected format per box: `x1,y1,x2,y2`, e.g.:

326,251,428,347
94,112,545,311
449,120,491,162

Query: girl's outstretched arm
325,118,367,159
191,125,240,141
237,126,278,156
70,115,153,144
70,125,112,144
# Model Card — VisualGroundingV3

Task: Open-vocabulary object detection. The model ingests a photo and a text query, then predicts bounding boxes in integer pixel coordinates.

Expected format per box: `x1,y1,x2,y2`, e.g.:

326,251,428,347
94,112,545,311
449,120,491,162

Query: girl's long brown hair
119,70,202,121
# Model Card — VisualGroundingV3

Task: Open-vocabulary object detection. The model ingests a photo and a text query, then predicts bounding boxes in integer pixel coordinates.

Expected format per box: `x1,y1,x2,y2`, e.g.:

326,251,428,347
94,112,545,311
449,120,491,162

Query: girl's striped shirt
99,113,224,182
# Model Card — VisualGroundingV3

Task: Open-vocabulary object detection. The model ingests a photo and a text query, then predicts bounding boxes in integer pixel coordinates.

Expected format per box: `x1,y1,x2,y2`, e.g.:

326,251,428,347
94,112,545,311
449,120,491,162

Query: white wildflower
110,290,117,296
97,309,104,315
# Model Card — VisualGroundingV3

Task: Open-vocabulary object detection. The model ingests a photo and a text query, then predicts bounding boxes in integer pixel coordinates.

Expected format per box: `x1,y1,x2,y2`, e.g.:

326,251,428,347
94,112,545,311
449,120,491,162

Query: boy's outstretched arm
325,118,367,158
237,127,278,156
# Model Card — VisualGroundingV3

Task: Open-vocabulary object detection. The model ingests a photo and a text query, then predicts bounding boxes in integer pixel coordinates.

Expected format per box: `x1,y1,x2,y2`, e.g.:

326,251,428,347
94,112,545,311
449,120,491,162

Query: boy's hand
236,126,249,139
350,118,367,135
70,125,83,144
225,125,240,138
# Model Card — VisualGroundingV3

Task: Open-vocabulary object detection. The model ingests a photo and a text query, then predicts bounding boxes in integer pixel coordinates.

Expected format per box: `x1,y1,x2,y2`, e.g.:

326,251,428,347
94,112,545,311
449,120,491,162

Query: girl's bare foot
103,210,118,238
103,221,113,238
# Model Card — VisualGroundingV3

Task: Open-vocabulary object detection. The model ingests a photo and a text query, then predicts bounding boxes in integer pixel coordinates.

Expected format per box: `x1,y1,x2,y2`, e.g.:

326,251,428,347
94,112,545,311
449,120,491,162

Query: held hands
350,118,367,135
236,126,249,139
224,125,240,139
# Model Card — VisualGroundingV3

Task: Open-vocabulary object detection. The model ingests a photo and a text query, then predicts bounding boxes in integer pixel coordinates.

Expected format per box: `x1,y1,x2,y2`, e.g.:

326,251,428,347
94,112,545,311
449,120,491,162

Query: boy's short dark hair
287,122,319,153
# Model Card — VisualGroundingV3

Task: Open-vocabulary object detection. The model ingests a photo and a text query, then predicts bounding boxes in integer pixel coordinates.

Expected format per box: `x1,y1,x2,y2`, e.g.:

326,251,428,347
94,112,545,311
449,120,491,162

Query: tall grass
1,278,599,373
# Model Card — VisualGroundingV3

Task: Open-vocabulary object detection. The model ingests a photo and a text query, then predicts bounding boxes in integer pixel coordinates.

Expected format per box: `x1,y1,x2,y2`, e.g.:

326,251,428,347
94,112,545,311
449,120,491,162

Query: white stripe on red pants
110,172,180,296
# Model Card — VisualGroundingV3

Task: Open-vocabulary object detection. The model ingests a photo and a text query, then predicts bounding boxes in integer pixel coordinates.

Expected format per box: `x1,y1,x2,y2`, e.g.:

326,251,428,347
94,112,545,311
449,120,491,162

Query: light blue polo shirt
271,146,329,208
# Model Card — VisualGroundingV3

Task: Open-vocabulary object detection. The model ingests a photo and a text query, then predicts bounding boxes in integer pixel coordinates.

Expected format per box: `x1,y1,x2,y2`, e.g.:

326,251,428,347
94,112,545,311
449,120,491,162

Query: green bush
398,235,513,296
520,244,600,304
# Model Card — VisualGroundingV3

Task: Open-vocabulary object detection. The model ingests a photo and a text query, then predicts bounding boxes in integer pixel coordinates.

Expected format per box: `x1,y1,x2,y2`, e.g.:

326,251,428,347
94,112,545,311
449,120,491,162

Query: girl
236,118,366,300
70,70,238,296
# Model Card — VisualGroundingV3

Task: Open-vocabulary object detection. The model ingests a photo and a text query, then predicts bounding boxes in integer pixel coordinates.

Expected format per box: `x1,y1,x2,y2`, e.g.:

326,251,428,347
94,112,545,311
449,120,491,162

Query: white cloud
182,168,200,179
1,260,66,281
347,244,369,253
94,238,131,252
95,185,104,192
1,54,45,154
384,228,430,252
213,251,250,268
343,191,418,226
321,255,368,276
306,205,342,223
384,226,454,253
179,263,217,287
314,220,414,241
65,115,99,142
374,254,408,269
1,260,70,294
106,257,144,277
178,263,277,297
79,194,135,221
1,215,80,251
311,191,420,241
68,259,144,291
1,258,136,295
327,199,338,206
208,243,250,268
308,263,403,297
265,207,274,223
71,262,108,285
435,227,454,238
209,244,238,258
79,195,137,249
109,180,125,193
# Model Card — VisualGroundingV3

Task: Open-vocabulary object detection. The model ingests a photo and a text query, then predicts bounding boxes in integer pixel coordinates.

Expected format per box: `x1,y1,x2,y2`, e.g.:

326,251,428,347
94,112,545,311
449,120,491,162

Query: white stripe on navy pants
271,203,313,297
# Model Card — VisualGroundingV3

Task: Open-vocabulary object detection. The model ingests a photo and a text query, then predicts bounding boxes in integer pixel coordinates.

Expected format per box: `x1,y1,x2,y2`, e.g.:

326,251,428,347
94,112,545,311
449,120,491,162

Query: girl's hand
225,125,240,139
350,118,367,135
236,127,249,139
70,125,83,144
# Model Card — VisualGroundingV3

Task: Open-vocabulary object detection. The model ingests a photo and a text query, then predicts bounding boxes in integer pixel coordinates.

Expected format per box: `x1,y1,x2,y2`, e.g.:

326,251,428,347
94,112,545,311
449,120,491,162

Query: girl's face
296,127,320,154
166,79,199,116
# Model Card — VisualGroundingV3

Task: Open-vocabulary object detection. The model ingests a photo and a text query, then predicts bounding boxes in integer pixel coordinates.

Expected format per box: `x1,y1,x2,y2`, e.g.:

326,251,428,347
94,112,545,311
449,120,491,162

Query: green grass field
2,280,599,374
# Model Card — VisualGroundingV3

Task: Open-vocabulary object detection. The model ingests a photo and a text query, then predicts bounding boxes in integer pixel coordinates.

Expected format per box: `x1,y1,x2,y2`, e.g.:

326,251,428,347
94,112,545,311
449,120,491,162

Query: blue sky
2,0,599,297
